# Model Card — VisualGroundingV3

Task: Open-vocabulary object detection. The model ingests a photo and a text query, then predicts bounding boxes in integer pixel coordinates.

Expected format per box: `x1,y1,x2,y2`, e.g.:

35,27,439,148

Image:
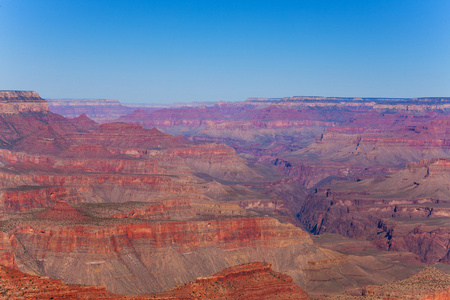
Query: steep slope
1,243,447,300
72,122,186,149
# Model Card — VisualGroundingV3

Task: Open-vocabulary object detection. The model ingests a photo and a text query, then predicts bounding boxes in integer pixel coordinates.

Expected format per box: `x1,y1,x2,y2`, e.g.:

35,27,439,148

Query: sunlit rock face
0,91,49,114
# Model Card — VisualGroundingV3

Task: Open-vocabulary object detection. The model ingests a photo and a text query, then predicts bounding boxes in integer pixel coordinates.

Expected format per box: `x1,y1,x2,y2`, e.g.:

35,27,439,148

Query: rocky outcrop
0,103,80,154
0,264,117,299
290,113,450,171
0,91,49,114
172,143,263,181
150,262,310,299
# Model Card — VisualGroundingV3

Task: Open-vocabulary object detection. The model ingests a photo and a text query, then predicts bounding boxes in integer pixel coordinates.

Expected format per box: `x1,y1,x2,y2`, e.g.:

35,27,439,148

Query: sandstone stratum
1,90,450,298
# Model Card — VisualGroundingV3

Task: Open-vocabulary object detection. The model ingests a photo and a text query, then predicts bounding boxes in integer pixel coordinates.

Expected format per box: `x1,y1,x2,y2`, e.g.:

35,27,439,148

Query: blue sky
1,0,449,104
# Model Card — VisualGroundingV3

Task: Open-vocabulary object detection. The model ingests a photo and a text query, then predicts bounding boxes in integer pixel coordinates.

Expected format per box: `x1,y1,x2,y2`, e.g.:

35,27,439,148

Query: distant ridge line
246,96,450,104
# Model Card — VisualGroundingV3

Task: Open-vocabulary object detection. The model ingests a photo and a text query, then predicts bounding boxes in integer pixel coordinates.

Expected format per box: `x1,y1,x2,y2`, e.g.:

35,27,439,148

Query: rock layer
0,206,316,294
150,262,310,299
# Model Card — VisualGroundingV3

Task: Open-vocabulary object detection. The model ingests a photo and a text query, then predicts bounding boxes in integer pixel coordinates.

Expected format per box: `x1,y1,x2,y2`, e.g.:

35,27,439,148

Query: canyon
1,90,450,298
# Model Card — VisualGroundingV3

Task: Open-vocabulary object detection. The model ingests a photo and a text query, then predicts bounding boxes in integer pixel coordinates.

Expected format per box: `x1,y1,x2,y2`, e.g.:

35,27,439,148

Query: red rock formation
0,231,15,269
0,262,309,299
150,262,310,299
11,216,311,256
1,199,427,297
1,186,77,212
0,264,117,299
0,95,82,155
95,96,450,197
0,212,316,294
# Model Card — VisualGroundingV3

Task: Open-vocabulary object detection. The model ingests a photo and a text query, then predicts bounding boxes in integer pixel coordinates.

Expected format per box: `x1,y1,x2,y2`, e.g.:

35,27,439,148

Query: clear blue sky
1,0,449,104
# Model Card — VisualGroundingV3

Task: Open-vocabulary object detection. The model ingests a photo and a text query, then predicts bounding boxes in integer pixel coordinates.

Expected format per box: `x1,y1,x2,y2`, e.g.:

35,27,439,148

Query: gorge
1,90,450,298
